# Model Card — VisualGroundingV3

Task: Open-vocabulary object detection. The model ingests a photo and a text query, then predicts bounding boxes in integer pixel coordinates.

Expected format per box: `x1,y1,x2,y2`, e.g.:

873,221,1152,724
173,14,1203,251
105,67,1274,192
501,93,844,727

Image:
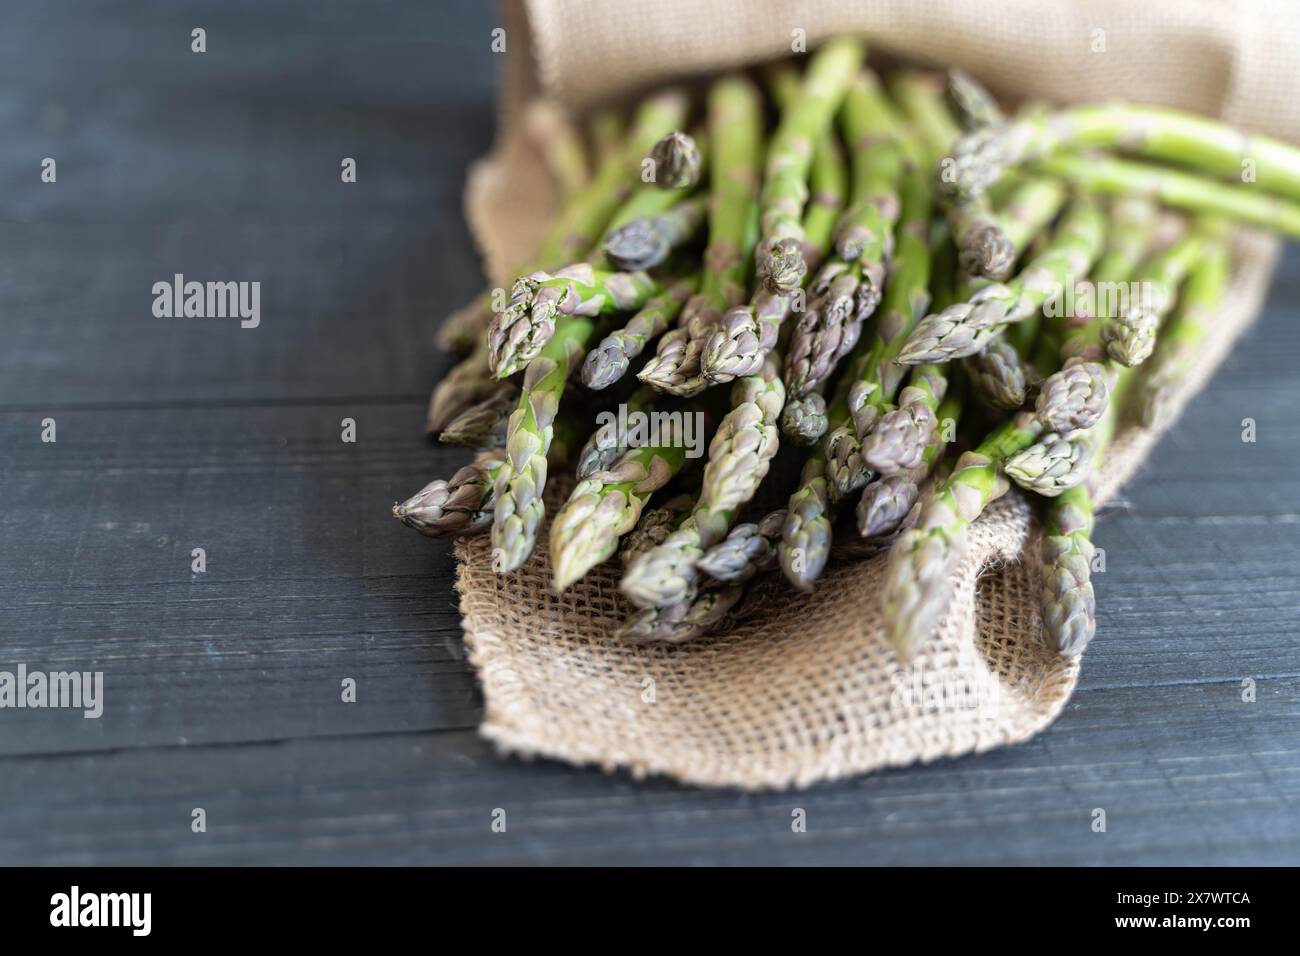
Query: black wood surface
1,1,1297,865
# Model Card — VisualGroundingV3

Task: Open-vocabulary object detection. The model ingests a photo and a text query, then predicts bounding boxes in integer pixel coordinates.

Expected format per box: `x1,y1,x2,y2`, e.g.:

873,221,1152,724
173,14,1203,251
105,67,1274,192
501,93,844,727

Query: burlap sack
452,0,1289,789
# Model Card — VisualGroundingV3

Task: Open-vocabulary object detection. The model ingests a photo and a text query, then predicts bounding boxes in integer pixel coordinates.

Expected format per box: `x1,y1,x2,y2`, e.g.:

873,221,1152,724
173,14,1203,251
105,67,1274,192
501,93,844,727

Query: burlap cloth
451,0,1290,790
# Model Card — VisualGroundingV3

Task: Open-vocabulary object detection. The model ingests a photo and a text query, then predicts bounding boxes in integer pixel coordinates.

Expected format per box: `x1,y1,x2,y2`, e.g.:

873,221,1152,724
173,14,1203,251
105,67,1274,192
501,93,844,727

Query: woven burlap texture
452,0,1287,789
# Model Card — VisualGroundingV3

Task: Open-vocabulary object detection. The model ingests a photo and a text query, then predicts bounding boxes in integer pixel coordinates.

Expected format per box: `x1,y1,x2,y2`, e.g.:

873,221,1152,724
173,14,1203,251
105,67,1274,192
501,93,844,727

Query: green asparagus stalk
394,450,505,538
491,315,598,572
830,70,906,301
1102,222,1219,367
1033,153,1300,238
550,431,689,592
439,384,517,449
777,347,872,590
648,130,703,189
697,509,787,583
443,96,680,355
574,387,653,479
964,337,1039,410
881,411,1044,658
825,156,934,501
700,66,859,388
945,68,1005,132
426,346,499,434
639,75,763,396
1003,429,1093,496
602,195,708,271
551,90,692,262
755,38,864,293
898,192,1107,364
1037,367,1139,656
581,274,697,390
622,352,785,609
857,388,962,544
945,103,1300,203
778,74,899,411
620,492,694,566
396,419,578,538
1133,233,1230,428
779,392,830,446
861,365,948,476
617,583,744,644
1057,196,1162,366
490,265,661,378
888,70,960,167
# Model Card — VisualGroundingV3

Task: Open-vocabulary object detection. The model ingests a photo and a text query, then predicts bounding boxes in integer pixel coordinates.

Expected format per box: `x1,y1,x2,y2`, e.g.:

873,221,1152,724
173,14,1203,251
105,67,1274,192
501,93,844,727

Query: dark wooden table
2,1,1297,866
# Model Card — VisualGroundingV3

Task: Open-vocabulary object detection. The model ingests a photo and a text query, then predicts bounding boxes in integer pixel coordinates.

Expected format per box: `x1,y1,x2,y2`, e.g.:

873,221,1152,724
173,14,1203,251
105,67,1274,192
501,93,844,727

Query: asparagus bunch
409,48,1296,653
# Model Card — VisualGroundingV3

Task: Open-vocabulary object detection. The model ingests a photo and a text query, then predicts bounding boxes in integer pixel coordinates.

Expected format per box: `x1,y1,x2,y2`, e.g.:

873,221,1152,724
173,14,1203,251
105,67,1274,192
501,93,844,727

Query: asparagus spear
699,66,856,388
964,336,1039,410
881,412,1042,658
830,70,905,300
697,509,787,583
491,315,598,572
617,583,744,644
825,156,934,501
1101,222,1219,367
619,492,694,566
434,103,593,354
622,353,785,608
426,346,499,434
602,195,707,271
777,73,897,411
1037,362,1139,655
755,38,864,293
648,130,703,189
898,192,1108,364
393,450,504,538
1036,359,1109,431
857,388,962,544
888,70,960,166
775,152,933,590
1003,429,1093,495
574,387,653,479
879,352,1117,655
1057,196,1162,367
777,350,870,590
1133,233,1230,428
550,431,689,592
639,75,763,396
581,275,697,390
1033,153,1300,238
439,384,516,449
780,392,830,446
431,100,685,422
944,103,1300,203
489,265,661,378
945,68,1005,132
396,419,578,538
861,365,948,476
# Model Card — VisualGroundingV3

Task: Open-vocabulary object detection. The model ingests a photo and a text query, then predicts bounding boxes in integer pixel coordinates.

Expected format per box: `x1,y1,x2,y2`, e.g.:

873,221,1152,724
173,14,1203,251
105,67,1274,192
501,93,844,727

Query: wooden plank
1,675,1296,865
0,404,482,755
